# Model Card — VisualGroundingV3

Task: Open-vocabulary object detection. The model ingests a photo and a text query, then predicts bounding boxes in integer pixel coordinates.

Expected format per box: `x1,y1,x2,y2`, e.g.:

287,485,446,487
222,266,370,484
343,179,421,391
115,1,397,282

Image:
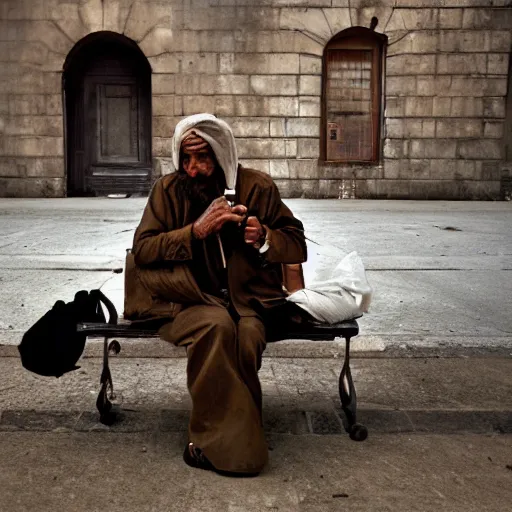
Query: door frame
63,32,152,197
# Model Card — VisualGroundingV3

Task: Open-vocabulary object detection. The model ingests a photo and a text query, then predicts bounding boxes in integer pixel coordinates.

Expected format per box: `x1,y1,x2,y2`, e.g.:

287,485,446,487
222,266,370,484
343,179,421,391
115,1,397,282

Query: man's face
178,133,225,208
181,132,216,178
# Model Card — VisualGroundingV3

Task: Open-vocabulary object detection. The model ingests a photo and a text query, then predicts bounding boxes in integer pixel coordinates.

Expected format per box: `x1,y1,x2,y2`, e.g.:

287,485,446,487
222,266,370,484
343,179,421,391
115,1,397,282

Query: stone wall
0,0,511,198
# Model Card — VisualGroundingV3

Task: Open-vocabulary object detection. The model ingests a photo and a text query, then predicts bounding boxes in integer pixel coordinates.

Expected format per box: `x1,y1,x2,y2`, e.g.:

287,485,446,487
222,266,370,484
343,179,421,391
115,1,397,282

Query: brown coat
125,166,307,321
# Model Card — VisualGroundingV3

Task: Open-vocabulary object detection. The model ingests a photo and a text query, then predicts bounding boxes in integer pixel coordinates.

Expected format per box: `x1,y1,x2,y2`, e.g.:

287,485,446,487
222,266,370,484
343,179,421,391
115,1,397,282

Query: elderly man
129,113,307,476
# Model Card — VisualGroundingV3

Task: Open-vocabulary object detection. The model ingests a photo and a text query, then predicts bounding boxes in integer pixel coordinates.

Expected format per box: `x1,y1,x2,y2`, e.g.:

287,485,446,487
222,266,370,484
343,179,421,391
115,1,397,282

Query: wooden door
65,39,151,197
83,76,151,194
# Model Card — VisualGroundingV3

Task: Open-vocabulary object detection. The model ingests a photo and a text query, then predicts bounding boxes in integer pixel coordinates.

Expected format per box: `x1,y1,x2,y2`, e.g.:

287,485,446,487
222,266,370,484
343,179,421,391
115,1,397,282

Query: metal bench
78,293,368,441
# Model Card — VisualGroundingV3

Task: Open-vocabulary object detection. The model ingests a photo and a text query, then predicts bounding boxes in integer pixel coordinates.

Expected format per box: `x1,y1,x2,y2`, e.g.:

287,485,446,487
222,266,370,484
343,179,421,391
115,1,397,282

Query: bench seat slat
78,319,359,341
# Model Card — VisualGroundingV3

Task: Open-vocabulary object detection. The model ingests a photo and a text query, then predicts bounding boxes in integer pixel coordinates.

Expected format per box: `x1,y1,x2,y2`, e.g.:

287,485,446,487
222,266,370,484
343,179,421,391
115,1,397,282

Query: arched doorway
64,32,152,196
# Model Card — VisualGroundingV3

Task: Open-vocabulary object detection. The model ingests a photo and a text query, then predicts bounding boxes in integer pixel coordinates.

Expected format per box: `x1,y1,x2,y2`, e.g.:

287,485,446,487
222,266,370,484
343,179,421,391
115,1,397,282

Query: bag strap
90,289,118,325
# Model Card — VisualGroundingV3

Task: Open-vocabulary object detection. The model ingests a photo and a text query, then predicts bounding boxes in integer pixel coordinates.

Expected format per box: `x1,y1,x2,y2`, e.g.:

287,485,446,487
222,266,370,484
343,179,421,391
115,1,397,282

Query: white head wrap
172,113,238,191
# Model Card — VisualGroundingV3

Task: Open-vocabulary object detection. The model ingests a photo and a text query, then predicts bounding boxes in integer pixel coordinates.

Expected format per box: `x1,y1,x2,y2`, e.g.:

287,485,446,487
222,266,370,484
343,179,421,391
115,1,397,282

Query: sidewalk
0,355,511,512
1,199,512,511
1,198,512,355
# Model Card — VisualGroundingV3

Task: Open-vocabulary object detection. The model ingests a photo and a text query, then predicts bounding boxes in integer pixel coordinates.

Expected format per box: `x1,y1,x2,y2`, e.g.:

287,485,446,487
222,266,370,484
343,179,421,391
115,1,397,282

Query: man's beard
176,165,226,211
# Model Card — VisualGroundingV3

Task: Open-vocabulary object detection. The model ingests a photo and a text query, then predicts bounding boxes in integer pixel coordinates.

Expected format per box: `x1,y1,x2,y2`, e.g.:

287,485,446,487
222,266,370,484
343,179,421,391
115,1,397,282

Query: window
322,28,386,163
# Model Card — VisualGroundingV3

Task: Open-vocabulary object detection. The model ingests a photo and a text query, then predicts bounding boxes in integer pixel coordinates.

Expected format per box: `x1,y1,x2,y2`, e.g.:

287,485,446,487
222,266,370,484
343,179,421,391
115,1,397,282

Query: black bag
18,289,113,378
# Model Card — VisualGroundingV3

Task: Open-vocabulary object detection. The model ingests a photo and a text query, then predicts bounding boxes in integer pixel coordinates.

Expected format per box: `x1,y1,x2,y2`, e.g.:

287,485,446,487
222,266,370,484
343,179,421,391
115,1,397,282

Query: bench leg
95,336,120,426
339,336,368,441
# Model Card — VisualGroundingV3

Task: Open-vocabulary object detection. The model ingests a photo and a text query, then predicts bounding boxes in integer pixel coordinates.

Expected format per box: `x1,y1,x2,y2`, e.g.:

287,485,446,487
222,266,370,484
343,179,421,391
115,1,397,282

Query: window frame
321,27,387,165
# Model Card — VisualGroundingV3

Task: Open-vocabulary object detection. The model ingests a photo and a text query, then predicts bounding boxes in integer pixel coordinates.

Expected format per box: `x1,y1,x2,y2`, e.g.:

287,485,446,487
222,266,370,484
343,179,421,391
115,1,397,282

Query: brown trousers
160,305,268,474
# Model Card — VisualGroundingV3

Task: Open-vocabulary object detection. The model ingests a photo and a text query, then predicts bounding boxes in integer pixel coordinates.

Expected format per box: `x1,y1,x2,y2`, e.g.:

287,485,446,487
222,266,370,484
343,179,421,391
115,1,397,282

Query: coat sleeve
132,179,194,266
258,180,307,265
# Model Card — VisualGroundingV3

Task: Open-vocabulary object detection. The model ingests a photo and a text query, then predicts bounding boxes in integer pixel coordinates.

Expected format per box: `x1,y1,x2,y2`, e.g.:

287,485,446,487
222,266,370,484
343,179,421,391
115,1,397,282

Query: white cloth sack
287,245,373,325
171,113,238,191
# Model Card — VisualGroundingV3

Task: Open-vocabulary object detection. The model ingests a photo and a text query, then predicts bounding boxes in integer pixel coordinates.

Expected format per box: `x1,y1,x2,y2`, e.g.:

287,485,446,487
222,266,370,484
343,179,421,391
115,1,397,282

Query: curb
1,408,510,436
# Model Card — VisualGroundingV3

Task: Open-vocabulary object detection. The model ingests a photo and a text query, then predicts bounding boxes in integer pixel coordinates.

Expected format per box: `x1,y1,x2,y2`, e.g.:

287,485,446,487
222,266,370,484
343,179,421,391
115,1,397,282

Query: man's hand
192,197,247,240
244,216,266,248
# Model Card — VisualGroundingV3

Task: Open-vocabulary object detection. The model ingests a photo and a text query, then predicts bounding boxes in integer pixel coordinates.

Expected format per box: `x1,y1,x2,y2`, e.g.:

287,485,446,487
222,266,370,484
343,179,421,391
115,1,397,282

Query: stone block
46,95,62,116
393,8,438,30
437,54,487,75
436,119,482,138
450,77,507,97
152,116,180,138
285,139,297,158
0,95,8,115
439,8,463,29
153,157,175,176
26,21,73,55
438,30,489,53
455,160,477,181
406,159,431,180
386,76,416,97
4,116,62,137
8,96,46,116
433,97,451,117
405,97,433,117
185,30,235,53
4,136,63,157
376,179,410,200
230,53,299,75
175,75,201,95
139,27,174,57
289,159,317,179
488,54,509,75
215,96,236,116
299,75,321,96
489,31,512,52
25,177,64,198
148,54,180,74
383,139,407,159
280,8,332,42
387,54,436,75
124,1,172,42
265,97,299,117
250,76,297,96
152,137,172,157
0,177,26,197
481,161,501,181
300,55,322,75
483,121,504,139
409,139,457,159
200,75,249,95
457,140,502,160
450,97,483,117
385,118,404,139
387,31,439,56
285,118,319,138
297,138,319,158
270,119,285,138
237,30,322,56
383,160,400,179
385,97,406,117
483,98,506,118
299,97,320,117
462,9,512,30
182,95,215,115
239,159,270,174
269,159,290,179
237,138,288,159
0,157,23,177
416,76,451,97
228,118,270,138
152,75,175,95
180,53,218,74
153,95,182,117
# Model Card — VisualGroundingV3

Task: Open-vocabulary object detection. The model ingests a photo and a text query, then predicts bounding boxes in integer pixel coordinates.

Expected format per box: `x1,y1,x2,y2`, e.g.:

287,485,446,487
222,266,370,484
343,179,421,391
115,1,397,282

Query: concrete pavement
1,198,512,511
0,198,511,355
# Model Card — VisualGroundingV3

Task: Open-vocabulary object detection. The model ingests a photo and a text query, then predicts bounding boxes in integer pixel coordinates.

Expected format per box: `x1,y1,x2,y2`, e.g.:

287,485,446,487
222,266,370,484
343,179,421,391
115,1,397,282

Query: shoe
183,443,260,478
183,442,216,472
